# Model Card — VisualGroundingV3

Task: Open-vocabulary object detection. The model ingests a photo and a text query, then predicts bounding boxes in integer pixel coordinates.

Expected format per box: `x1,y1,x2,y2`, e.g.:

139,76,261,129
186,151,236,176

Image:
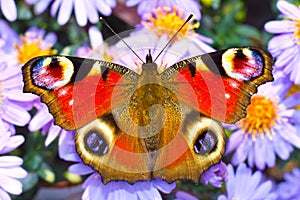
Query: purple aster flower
159,162,226,199
225,75,300,170
0,129,27,199
0,23,57,68
276,168,300,200
112,8,214,73
264,0,300,84
218,163,277,200
138,6,213,52
26,0,117,26
126,0,202,20
201,161,227,188
59,131,176,200
0,0,17,21
0,61,36,135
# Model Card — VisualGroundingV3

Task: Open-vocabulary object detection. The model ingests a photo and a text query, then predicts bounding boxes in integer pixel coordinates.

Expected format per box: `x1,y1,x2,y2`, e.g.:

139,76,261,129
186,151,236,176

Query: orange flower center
238,95,279,140
15,34,57,65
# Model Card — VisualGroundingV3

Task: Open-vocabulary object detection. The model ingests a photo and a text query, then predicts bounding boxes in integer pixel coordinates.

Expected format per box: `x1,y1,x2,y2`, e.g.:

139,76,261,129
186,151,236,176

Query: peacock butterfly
22,45,273,184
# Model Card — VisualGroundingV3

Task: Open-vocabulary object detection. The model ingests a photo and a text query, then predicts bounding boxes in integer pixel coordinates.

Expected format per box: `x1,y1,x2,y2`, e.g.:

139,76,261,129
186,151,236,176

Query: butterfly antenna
100,17,145,64
153,14,193,63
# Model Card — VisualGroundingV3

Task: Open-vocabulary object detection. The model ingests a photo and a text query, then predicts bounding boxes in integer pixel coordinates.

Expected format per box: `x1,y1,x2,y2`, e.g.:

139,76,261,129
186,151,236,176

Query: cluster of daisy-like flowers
1,0,300,200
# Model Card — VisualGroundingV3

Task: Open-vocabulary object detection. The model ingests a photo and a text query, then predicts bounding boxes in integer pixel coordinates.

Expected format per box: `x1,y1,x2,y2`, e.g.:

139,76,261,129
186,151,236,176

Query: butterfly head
146,49,153,63
141,50,159,76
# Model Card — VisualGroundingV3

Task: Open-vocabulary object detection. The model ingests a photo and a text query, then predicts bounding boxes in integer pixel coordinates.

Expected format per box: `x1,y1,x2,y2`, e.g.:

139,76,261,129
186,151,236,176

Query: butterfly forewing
22,56,139,130
161,46,273,123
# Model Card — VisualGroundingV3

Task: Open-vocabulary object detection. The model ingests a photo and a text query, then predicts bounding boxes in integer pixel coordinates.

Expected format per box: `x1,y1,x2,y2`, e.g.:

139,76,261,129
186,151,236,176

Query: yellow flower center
292,19,300,44
15,35,57,65
238,95,279,140
141,6,199,39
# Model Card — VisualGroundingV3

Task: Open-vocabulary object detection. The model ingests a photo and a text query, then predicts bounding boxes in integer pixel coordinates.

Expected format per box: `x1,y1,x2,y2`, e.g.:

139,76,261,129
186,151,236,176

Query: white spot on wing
69,99,74,106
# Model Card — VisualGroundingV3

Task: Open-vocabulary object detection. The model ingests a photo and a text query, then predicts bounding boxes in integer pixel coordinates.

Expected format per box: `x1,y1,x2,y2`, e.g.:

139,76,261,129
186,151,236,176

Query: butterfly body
22,47,273,184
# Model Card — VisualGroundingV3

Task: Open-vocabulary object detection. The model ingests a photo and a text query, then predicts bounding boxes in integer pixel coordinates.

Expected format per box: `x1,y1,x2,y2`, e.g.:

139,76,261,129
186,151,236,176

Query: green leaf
20,172,39,192
23,152,43,171
235,25,261,40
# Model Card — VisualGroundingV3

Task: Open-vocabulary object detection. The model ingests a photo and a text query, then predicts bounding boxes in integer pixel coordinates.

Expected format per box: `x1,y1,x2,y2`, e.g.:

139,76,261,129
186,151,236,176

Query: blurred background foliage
5,0,300,199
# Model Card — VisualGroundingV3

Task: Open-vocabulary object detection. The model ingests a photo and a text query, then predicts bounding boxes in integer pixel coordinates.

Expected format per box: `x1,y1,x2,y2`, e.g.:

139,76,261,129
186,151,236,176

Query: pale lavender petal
217,195,227,200
0,64,19,80
225,164,235,196
68,163,94,175
273,131,292,160
282,53,298,75
254,137,265,170
25,0,38,4
251,181,273,199
56,0,73,25
74,0,87,26
1,0,17,21
7,91,38,103
277,0,300,19
89,26,103,49
290,55,300,84
225,129,244,153
1,135,24,154
177,0,201,20
265,138,276,168
234,163,251,198
274,46,295,68
126,0,141,7
0,119,7,135
2,103,31,126
95,0,112,16
63,153,81,162
58,131,78,159
264,20,295,34
242,171,261,199
43,32,57,46
136,182,160,200
267,34,294,55
0,175,22,195
278,122,300,148
82,173,96,189
231,138,251,165
34,0,52,14
28,107,53,131
85,1,99,24
281,92,300,108
0,189,10,200
45,124,61,146
0,167,27,178
0,156,23,167
152,179,176,193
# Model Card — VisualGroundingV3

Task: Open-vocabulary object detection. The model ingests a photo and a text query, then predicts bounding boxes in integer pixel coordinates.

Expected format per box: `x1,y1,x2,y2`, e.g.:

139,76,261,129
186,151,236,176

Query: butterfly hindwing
22,56,139,130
